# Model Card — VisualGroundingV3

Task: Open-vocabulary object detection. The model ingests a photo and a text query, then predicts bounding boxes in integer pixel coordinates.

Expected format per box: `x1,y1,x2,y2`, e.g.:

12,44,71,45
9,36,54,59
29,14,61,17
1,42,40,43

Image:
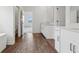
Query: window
27,16,32,23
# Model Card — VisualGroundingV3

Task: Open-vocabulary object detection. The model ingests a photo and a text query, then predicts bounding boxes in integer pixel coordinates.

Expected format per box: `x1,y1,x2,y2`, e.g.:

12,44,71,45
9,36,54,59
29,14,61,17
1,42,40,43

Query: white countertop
61,27,79,33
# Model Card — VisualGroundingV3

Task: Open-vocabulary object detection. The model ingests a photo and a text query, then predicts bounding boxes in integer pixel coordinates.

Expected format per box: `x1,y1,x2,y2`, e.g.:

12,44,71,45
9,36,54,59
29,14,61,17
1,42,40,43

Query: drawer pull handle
73,45,76,53
70,43,72,51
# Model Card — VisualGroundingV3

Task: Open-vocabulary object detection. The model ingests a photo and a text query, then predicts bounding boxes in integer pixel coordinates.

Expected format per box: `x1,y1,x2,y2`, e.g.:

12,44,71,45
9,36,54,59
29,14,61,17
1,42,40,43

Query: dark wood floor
2,33,57,53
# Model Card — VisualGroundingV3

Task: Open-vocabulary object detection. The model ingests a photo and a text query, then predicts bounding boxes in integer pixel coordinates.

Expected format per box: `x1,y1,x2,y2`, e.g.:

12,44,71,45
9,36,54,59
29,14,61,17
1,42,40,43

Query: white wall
0,6,15,45
33,6,55,33
47,7,54,22
65,6,71,27
33,7,48,33
22,6,54,33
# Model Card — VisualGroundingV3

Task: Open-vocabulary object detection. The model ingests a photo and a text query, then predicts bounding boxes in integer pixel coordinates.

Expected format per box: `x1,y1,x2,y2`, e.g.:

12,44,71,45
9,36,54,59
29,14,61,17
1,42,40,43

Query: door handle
73,45,76,53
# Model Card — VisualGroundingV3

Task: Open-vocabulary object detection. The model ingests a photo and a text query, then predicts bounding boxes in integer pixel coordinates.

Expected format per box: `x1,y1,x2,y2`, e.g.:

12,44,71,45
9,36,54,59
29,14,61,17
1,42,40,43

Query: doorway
23,12,32,34
15,6,23,38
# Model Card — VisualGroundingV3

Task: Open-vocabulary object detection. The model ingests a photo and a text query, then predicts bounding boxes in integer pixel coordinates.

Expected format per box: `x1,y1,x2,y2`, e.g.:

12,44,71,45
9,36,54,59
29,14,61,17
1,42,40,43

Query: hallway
3,33,57,53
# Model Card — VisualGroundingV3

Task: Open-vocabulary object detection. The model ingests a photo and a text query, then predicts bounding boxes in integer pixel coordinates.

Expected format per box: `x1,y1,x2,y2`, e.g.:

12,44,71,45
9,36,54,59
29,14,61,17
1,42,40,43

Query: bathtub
0,33,7,52
41,23,56,39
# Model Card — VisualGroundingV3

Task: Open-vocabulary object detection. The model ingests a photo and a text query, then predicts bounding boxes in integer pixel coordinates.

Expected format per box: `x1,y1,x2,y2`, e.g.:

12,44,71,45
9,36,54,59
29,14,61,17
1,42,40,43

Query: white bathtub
41,23,56,39
0,33,7,52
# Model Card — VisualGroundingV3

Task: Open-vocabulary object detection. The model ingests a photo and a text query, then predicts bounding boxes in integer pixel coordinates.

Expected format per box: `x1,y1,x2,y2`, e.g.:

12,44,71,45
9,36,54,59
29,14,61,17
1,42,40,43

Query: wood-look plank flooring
2,33,57,53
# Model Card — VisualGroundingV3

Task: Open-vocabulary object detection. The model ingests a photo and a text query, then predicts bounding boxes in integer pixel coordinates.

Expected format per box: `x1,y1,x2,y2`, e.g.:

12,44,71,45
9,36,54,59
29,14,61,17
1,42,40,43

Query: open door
15,6,23,38
20,10,23,37
15,7,19,37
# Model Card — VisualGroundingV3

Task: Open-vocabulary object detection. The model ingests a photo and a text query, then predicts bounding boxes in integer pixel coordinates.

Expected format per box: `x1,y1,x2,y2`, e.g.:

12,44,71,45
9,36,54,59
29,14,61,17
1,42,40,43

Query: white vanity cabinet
0,33,7,52
72,41,79,53
60,29,72,53
60,28,79,53
70,32,79,53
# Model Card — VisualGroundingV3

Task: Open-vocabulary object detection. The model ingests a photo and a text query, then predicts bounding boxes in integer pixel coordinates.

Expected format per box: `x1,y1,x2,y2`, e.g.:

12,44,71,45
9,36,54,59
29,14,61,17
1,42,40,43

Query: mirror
77,10,79,23
70,6,79,24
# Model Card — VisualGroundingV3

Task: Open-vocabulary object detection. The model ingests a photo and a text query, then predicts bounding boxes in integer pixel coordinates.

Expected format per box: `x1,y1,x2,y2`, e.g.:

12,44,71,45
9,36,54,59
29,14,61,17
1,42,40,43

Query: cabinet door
60,29,72,53
71,33,79,53
73,42,79,53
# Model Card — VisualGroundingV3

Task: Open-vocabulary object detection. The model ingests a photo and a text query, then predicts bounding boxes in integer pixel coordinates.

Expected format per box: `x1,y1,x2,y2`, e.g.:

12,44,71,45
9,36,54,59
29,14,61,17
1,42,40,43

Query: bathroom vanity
60,28,79,53
58,6,79,53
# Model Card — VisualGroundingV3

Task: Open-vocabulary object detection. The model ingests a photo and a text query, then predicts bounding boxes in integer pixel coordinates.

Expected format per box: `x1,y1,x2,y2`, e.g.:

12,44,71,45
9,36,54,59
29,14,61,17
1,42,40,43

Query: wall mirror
70,6,79,24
